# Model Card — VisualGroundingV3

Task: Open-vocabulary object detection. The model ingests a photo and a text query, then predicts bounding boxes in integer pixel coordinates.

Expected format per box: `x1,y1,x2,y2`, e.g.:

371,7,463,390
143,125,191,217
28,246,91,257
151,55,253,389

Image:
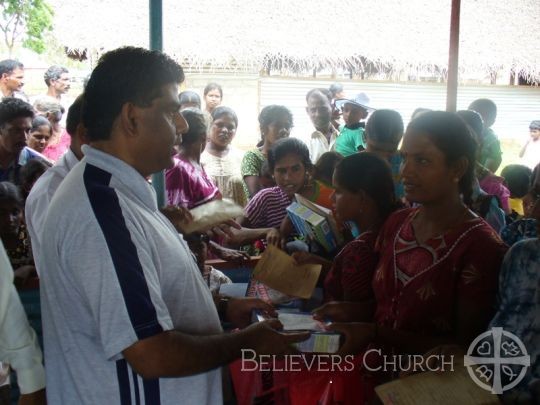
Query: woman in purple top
166,108,222,208
166,108,248,262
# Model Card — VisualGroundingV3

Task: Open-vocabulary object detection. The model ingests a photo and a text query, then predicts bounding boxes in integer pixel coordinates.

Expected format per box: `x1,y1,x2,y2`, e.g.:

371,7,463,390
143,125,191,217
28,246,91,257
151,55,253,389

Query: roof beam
149,0,166,207
446,0,461,112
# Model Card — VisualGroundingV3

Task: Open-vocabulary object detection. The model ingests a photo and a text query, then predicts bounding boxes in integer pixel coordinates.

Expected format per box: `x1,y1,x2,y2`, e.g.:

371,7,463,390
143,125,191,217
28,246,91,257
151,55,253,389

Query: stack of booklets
250,245,321,300
286,194,343,253
375,359,500,404
179,198,243,234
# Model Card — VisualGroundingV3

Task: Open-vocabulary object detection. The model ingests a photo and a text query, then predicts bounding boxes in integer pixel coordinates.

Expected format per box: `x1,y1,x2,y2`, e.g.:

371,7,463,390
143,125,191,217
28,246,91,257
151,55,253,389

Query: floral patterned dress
373,208,507,338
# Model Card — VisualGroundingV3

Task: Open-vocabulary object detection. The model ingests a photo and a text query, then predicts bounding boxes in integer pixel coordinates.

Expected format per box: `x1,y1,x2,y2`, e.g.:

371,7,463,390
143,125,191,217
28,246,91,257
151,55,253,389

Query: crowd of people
0,47,539,404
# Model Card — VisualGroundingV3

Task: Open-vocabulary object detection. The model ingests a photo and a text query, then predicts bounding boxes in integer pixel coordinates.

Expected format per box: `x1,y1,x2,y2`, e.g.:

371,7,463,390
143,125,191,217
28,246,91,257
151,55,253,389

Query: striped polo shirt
39,145,222,404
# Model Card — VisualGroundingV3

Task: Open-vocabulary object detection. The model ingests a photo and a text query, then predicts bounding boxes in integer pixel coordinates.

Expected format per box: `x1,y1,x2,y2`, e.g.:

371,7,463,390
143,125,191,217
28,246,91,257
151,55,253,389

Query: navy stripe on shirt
131,370,141,405
116,359,132,405
143,378,161,405
83,164,163,340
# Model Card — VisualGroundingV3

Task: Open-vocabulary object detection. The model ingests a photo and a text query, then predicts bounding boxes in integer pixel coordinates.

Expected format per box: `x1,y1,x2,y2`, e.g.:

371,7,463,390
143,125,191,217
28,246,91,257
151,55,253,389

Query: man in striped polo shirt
39,47,306,405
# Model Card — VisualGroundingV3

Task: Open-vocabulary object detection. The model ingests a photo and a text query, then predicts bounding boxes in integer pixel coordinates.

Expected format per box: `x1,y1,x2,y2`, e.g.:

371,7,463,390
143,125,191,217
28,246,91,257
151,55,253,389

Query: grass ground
499,138,527,174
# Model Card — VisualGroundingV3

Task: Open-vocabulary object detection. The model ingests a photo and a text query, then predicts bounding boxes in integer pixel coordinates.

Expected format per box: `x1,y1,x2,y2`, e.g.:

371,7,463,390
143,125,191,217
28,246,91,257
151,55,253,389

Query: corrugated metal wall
259,78,540,143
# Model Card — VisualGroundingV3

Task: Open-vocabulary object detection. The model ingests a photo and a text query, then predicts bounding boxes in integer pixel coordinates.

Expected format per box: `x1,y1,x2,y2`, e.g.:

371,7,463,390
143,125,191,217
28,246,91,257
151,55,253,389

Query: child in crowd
501,164,533,217
26,117,52,154
241,105,292,200
312,151,343,187
296,153,398,305
201,106,246,206
501,185,539,246
519,120,540,169
457,110,507,232
490,183,540,404
410,107,431,120
362,109,405,200
233,138,333,247
468,98,502,173
0,182,36,288
178,90,201,110
184,233,232,294
19,160,49,201
334,93,373,157
329,83,346,130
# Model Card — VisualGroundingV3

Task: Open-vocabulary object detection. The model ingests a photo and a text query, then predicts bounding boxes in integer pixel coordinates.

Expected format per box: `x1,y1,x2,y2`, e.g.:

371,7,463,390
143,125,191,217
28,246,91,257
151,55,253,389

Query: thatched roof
50,0,540,82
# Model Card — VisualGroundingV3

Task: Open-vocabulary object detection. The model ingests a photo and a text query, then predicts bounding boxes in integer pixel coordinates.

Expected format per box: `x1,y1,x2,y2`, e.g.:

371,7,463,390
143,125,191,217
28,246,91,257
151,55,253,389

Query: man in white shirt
305,88,338,163
0,240,45,404
25,94,85,264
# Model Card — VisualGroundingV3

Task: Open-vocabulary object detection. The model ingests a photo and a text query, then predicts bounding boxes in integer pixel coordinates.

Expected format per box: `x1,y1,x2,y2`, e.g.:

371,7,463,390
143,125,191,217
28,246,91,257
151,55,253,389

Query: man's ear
120,102,139,137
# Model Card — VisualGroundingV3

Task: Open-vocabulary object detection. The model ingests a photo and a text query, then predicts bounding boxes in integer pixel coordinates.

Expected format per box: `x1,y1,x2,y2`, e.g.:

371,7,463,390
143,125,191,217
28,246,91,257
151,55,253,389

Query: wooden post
149,0,166,207
446,0,461,112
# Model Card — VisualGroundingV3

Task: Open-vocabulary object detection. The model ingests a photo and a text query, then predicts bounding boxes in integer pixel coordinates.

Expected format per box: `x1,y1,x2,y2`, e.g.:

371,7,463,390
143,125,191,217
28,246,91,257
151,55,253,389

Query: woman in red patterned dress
297,152,398,306
328,111,508,389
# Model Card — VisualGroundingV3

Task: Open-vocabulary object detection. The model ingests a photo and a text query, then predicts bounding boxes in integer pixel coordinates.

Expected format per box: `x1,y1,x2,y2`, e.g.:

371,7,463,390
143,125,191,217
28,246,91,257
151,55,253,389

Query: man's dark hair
0,59,24,76
468,98,497,127
211,106,238,127
0,181,22,205
305,88,332,103
329,83,343,98
268,137,312,172
501,164,533,198
83,47,185,141
66,94,84,137
0,98,34,127
179,108,206,145
44,65,69,86
179,90,201,108
456,110,484,142
365,109,404,145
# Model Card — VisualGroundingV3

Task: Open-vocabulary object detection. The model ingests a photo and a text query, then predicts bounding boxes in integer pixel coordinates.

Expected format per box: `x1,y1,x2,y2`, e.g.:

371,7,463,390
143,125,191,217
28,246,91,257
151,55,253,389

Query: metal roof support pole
446,0,461,112
149,0,166,207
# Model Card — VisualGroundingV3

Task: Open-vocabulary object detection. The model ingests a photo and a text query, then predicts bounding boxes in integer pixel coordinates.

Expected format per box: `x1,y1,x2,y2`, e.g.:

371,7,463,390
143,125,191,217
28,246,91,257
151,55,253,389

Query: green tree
0,0,54,55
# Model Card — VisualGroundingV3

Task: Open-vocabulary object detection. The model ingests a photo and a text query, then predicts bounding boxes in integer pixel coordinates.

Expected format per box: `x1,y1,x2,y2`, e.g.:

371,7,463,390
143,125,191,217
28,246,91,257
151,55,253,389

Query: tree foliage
0,0,54,55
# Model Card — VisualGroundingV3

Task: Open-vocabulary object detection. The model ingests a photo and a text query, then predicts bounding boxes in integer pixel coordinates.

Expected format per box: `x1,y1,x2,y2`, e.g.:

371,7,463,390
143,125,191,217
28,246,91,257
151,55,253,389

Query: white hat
335,93,375,112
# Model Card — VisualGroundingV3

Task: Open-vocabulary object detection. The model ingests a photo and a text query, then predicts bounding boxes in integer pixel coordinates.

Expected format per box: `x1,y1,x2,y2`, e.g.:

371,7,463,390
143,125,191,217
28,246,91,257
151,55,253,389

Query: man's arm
0,241,45,397
123,320,309,379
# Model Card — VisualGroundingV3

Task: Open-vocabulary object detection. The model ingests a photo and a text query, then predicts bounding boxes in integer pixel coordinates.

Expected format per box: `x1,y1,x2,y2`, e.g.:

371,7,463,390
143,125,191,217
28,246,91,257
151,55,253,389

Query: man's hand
328,322,376,355
266,228,281,246
226,297,276,329
207,219,242,239
211,245,250,263
160,205,193,232
18,388,46,405
243,319,310,356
